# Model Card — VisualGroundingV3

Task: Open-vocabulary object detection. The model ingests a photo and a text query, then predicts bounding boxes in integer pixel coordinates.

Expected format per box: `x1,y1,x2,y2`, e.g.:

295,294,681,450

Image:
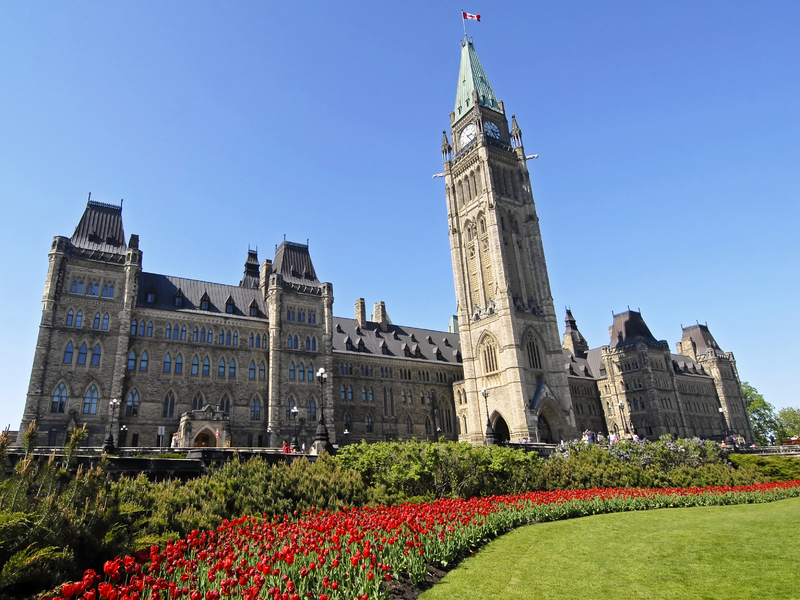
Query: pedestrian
632,432,640,442
282,440,290,454
587,429,596,444
769,434,775,446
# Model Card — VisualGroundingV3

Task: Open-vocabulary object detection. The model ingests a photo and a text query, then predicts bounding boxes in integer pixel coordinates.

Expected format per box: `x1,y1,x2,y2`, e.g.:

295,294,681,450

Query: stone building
16,38,753,448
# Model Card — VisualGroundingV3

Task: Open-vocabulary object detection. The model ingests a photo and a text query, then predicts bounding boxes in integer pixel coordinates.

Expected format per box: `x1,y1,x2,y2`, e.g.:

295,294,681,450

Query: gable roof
137,272,267,319
332,317,461,365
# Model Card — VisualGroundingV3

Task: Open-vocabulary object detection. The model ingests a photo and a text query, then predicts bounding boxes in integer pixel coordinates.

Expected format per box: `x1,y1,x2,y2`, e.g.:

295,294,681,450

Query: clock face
459,123,477,148
484,120,501,139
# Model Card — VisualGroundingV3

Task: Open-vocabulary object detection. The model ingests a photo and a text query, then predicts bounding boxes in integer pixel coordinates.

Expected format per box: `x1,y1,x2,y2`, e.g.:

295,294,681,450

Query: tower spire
454,40,500,124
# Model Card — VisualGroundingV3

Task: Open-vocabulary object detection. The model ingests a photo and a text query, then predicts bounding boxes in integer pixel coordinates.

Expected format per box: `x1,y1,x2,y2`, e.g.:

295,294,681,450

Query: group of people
581,429,643,444
281,440,307,454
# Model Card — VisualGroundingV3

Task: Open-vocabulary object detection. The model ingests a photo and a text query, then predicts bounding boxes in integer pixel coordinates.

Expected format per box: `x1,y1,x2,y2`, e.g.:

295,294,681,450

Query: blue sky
1,1,798,430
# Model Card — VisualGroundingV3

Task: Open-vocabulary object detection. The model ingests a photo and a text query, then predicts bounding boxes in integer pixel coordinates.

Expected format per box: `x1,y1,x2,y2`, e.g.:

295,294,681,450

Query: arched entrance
538,415,553,443
493,414,510,443
194,430,216,447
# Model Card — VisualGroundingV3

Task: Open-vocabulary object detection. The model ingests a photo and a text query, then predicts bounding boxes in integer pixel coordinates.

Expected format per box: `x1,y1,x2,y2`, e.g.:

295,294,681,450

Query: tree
741,382,777,445
775,407,800,441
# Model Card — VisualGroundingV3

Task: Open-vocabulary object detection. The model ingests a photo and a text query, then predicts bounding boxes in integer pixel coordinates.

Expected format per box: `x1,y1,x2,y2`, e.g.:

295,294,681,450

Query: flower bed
49,481,800,600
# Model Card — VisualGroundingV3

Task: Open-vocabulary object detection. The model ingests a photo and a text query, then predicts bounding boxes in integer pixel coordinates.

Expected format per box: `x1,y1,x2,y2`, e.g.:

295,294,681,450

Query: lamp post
290,405,300,451
104,399,121,453
119,425,128,449
314,367,333,454
266,427,272,448
617,400,631,437
481,387,494,446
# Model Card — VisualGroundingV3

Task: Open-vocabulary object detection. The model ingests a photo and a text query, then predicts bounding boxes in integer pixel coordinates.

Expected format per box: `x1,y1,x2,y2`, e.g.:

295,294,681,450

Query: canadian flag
462,11,481,21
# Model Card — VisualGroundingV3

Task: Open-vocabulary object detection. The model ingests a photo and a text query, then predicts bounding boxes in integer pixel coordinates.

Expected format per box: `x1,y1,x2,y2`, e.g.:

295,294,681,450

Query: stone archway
194,429,216,448
493,414,510,443
538,415,553,443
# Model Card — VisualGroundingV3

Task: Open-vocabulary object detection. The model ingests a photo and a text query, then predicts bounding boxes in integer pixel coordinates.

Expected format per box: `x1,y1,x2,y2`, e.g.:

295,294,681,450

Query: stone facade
17,40,754,449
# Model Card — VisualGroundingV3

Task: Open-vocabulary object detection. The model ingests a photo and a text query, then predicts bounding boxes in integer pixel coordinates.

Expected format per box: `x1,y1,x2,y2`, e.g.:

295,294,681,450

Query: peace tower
443,40,577,444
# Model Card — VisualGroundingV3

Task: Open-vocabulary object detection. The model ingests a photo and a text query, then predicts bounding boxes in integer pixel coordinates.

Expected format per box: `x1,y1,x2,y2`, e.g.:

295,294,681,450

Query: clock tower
443,40,576,444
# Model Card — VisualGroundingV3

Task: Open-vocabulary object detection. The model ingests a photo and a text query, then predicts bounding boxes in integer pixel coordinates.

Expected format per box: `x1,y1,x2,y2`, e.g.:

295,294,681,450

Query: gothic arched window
139,351,148,371
219,394,230,414
63,342,74,364
51,383,67,413
75,310,82,327
202,357,210,376
102,314,109,330
93,312,101,329
259,362,265,380
83,385,98,414
218,358,226,377
365,413,374,433
249,360,256,380
192,392,204,410
163,353,172,373
229,359,236,378
250,396,261,421
191,356,199,375
91,344,101,366
163,391,176,418
125,389,139,417
127,351,136,370
289,362,295,380
307,397,317,421
77,343,87,365
286,396,296,420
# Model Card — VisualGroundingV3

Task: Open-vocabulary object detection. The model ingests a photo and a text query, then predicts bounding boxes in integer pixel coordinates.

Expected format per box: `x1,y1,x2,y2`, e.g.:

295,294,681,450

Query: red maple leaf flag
462,11,481,21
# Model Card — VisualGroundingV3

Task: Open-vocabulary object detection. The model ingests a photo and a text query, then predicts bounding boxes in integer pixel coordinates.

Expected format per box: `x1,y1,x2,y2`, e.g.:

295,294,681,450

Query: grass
420,497,800,600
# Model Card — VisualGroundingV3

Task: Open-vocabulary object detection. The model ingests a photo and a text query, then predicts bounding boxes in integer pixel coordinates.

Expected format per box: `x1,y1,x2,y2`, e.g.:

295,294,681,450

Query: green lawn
420,497,800,600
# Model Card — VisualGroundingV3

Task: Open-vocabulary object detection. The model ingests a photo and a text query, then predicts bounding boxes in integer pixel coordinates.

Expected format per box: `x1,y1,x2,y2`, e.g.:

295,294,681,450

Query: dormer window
173,290,184,307
147,293,156,303
249,300,258,317
225,296,235,314
200,292,211,311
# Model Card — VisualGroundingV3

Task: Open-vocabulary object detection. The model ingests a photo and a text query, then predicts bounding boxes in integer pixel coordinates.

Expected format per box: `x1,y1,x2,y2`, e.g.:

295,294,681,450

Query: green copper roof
454,40,500,123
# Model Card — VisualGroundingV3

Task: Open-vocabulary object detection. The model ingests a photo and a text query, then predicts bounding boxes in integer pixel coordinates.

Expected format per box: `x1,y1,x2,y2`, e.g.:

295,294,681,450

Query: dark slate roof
70,200,127,254
137,272,268,319
585,348,607,380
562,349,597,379
332,317,462,365
671,353,712,378
681,324,723,354
239,249,260,289
609,310,659,348
273,241,320,292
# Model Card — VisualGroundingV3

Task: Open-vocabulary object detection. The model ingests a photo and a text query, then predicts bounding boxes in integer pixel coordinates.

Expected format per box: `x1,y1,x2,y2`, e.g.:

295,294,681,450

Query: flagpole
462,11,467,42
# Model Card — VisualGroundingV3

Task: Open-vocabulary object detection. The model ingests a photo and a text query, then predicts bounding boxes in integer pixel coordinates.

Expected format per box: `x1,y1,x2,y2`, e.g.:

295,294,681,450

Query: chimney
374,301,389,332
259,259,273,295
355,298,366,327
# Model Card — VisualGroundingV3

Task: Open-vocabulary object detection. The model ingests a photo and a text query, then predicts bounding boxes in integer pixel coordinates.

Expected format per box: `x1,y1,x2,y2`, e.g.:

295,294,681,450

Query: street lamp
617,400,630,436
718,407,728,440
315,367,332,453
104,399,121,453
267,427,272,448
290,404,300,451
119,425,128,448
481,387,494,446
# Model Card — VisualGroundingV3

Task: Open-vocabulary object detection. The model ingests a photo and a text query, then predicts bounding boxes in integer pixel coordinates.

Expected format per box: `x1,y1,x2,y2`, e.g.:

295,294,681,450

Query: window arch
138,322,145,336
365,413,374,433
293,335,298,349
83,385,98,414
362,387,367,401
139,351,148,371
340,384,346,400
51,383,67,413
289,362,295,380
66,309,74,326
299,363,305,380
77,343,88,365
287,335,293,349
524,329,543,370
91,344,101,366
127,351,136,370
249,360,256,379
306,337,311,350
286,396,296,420
344,411,352,431
207,327,212,343
311,337,317,351
63,342,74,364
249,333,254,347
75,310,82,327
163,391,176,418
226,331,231,345
193,327,199,342
347,385,353,401
259,361,265,380
191,356,199,375
192,392,204,410
462,415,468,434
173,324,179,339
233,332,238,346
229,359,236,378
405,415,413,434
250,396,261,420
146,322,153,337
218,358,225,377
308,397,317,421
125,389,139,417
479,336,499,374
93,312,101,329
102,313,109,330
202,357,210,376
166,324,172,339
256,334,261,348
219,394,230,414
369,388,374,402
163,353,172,373
181,326,186,341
